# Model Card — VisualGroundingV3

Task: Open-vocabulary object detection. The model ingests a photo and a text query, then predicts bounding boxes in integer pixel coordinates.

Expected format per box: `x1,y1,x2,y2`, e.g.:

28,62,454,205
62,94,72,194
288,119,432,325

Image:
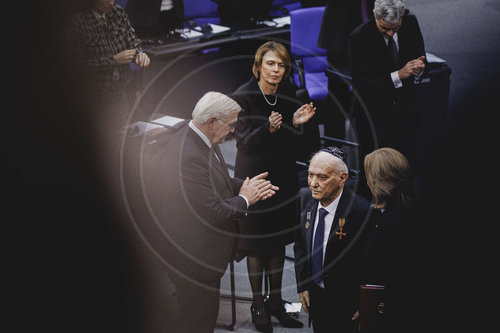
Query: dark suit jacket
145,122,247,282
348,13,426,155
126,0,184,27
294,187,371,299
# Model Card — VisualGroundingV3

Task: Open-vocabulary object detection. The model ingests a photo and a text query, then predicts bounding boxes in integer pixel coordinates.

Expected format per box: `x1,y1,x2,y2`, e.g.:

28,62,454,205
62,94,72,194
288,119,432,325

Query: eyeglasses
218,118,237,130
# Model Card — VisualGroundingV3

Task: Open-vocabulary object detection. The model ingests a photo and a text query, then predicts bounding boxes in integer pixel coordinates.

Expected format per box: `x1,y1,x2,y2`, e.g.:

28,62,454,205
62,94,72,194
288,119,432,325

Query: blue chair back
183,0,220,28
115,0,128,9
270,0,302,17
290,6,328,101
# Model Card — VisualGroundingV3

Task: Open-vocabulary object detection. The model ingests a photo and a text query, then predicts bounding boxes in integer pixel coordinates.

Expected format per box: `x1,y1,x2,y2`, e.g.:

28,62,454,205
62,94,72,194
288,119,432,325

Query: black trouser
168,272,221,333
309,283,358,333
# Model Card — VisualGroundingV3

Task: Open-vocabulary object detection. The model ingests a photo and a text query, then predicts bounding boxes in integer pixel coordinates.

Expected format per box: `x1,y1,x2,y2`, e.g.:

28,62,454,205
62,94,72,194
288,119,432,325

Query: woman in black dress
232,41,318,332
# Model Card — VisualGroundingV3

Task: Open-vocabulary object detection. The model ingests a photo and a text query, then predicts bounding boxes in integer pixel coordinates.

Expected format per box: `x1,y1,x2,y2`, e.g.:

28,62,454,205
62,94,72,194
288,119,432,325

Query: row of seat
116,0,302,28
117,0,331,108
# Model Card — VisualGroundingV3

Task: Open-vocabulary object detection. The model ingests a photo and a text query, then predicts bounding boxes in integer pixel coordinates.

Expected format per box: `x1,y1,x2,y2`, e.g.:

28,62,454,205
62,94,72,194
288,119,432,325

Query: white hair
311,151,349,174
374,0,406,24
191,91,241,124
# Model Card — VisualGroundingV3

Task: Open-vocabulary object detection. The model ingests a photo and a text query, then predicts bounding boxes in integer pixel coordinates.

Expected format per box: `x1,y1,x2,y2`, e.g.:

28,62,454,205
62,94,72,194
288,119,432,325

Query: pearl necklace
258,82,277,106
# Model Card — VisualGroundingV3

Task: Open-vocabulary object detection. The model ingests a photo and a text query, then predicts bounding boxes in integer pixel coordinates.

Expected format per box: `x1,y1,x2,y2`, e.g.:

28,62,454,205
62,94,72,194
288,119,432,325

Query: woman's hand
268,111,283,133
134,52,150,67
293,102,316,128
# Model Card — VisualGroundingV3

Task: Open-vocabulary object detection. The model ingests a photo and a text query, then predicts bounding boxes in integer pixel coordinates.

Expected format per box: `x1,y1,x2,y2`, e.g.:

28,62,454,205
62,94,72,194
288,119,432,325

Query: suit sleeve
181,154,247,227
348,30,396,96
293,189,310,293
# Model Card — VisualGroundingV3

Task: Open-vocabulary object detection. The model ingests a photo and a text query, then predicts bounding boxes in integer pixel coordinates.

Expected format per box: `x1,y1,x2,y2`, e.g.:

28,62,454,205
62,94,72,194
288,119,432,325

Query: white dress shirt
311,189,343,288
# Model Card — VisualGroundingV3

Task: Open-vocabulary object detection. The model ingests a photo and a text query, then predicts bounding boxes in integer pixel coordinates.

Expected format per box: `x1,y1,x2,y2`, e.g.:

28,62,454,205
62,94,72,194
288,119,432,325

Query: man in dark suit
145,91,279,333
348,0,426,169
294,147,371,333
125,0,184,38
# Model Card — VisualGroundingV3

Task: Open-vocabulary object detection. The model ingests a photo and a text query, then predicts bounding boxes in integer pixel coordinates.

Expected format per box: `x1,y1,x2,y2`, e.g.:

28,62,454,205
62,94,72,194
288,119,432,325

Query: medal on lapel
305,212,311,229
336,217,346,239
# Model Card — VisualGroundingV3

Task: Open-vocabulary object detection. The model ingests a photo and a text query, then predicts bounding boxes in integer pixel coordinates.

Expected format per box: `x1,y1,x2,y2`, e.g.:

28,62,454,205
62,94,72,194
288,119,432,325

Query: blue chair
270,0,302,17
290,6,328,101
115,0,128,9
182,0,220,29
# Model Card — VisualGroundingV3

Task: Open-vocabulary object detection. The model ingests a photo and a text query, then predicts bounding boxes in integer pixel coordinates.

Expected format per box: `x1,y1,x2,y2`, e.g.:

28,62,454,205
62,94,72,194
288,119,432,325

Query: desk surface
142,26,290,58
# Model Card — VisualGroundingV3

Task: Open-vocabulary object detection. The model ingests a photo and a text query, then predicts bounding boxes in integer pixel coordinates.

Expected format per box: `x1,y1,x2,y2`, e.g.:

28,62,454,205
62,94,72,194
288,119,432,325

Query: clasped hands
398,55,425,79
268,102,316,133
239,172,279,206
113,48,150,67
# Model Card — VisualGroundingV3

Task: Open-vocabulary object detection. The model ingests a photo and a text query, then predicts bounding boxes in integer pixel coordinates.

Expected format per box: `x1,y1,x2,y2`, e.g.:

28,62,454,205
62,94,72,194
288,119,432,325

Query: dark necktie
311,208,328,286
388,36,399,70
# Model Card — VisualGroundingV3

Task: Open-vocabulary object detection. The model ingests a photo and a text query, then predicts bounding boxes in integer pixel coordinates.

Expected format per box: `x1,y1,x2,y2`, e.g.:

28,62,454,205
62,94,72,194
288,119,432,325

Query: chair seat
294,72,328,101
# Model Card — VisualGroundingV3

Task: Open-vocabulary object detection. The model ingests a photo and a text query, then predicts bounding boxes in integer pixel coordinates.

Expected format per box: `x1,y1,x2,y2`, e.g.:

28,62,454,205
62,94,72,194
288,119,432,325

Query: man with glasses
348,0,427,176
145,91,279,333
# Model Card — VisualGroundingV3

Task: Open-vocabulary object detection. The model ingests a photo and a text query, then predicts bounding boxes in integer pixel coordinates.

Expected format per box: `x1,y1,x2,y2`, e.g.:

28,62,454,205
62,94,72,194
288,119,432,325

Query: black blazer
126,0,184,27
294,186,371,295
145,122,247,281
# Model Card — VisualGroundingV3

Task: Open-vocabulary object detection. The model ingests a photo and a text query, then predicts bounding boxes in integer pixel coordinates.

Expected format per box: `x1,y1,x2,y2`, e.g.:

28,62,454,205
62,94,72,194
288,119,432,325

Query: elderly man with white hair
294,147,371,333
146,91,279,333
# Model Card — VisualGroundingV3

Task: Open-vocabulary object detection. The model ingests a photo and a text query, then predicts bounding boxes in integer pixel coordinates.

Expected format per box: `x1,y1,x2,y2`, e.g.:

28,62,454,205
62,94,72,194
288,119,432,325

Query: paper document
194,23,231,34
180,28,203,39
425,52,446,63
151,115,185,127
125,121,165,136
273,16,291,27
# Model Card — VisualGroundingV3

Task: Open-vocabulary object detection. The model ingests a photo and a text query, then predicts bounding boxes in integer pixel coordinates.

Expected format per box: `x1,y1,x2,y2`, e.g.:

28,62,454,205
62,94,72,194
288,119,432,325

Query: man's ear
340,172,349,186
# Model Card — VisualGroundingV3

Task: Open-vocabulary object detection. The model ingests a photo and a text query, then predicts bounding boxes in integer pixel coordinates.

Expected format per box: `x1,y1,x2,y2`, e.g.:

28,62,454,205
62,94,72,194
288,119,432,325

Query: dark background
14,0,499,331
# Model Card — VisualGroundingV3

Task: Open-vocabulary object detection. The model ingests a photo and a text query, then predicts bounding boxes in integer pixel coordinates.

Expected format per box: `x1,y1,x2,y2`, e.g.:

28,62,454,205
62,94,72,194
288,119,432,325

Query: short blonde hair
364,147,415,208
252,41,292,80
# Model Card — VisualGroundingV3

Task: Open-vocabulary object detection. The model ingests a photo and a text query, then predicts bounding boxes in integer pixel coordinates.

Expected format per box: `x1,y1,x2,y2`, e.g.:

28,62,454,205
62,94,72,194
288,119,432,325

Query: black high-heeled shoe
266,299,304,328
251,303,273,333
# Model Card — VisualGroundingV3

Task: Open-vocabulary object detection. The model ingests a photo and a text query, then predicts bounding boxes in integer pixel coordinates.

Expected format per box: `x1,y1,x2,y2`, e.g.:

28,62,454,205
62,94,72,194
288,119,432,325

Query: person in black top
359,147,417,332
231,41,318,332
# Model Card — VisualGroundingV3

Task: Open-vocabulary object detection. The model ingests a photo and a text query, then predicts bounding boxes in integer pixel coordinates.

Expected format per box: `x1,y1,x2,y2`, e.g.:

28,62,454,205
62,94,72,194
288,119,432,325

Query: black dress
232,77,319,254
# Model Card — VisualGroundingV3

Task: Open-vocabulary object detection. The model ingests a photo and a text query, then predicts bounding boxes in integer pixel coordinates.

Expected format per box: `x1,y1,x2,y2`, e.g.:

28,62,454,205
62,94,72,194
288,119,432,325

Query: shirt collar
318,189,343,216
384,32,399,45
189,120,212,148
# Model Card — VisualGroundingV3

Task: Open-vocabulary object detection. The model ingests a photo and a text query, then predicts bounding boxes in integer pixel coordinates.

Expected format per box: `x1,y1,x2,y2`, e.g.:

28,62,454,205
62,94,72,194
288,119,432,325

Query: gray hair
192,91,241,124
310,151,349,174
374,0,406,24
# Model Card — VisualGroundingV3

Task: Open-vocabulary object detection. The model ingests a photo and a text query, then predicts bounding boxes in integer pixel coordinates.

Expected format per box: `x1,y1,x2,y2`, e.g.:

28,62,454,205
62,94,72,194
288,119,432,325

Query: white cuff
391,71,403,88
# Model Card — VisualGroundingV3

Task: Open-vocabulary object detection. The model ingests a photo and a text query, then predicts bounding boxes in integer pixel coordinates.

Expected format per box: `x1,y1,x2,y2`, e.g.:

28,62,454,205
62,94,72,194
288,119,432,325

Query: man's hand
135,52,150,67
398,55,425,79
113,49,137,65
293,102,316,128
299,290,310,314
239,172,279,206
